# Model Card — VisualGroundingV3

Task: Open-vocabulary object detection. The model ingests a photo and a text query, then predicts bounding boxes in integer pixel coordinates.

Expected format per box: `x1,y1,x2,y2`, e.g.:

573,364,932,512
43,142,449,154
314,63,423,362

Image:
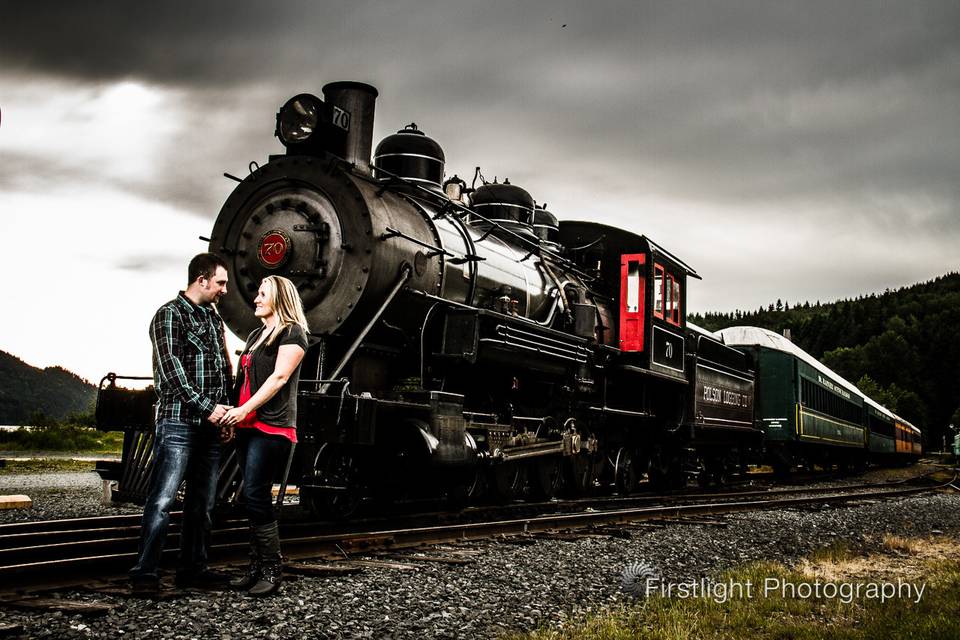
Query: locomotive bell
373,123,446,188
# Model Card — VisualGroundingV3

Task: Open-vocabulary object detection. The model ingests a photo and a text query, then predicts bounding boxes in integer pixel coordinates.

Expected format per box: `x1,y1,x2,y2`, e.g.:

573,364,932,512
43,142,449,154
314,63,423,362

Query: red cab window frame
619,253,646,352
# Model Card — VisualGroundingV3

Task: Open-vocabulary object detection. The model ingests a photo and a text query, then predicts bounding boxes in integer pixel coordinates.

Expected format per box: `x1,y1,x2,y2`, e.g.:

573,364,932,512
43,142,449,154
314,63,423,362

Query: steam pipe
320,265,413,393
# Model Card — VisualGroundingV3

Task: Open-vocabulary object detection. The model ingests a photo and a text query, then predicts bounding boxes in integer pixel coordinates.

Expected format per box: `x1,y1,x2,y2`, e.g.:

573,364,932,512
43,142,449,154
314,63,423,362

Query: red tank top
236,354,297,443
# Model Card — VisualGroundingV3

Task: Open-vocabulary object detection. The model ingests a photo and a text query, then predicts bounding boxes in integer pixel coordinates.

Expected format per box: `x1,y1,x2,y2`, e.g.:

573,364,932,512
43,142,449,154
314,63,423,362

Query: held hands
206,403,250,444
207,404,230,424
220,405,250,427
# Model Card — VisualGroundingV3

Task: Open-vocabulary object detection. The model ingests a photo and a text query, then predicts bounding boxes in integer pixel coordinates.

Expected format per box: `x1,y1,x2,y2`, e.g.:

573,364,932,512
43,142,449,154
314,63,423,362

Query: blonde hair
260,276,309,345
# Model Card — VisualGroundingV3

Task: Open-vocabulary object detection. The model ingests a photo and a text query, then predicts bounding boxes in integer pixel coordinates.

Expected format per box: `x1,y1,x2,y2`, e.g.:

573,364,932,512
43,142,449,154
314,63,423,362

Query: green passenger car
865,397,897,457
719,327,866,470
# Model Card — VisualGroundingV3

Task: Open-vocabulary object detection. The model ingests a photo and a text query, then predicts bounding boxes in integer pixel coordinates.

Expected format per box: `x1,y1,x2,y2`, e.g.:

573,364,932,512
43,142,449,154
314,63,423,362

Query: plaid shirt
150,292,232,425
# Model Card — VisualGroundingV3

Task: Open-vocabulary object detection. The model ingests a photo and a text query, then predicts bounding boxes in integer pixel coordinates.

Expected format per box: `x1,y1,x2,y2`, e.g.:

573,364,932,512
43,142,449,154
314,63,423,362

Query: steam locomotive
95,81,919,517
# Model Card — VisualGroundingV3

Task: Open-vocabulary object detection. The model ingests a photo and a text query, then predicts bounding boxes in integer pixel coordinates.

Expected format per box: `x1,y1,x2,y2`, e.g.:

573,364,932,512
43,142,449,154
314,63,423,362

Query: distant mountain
690,272,960,448
0,351,96,424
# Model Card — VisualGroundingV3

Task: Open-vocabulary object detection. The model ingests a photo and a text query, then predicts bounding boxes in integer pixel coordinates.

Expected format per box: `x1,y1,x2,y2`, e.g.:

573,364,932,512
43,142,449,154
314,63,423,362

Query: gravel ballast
0,469,958,638
0,470,141,523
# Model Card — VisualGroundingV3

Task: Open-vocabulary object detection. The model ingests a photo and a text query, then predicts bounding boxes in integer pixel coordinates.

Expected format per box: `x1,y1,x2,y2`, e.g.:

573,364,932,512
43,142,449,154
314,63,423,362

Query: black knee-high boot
247,521,282,597
230,527,261,589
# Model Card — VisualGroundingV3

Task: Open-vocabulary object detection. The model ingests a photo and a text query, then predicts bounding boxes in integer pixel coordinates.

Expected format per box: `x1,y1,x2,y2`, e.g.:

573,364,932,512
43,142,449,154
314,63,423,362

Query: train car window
801,376,861,423
654,264,664,318
671,277,681,324
665,274,673,318
627,261,641,312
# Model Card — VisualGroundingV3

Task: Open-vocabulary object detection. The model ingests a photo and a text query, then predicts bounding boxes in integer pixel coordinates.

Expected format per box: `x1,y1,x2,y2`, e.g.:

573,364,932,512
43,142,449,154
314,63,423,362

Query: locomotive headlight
276,93,321,146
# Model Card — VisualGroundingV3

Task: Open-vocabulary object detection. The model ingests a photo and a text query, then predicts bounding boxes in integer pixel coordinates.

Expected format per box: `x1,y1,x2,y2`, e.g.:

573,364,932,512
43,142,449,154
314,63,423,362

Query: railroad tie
0,495,31,510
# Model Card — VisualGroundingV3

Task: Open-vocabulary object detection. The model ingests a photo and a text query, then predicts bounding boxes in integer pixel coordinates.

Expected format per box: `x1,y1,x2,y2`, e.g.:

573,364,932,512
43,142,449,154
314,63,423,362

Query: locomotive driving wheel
444,466,481,509
528,456,562,500
648,445,684,491
614,447,641,495
304,443,367,520
490,461,525,501
562,454,594,496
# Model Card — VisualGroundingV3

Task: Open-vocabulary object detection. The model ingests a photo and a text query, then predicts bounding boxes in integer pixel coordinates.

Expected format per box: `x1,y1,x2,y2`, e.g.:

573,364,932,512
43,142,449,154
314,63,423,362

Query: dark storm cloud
4,1,958,275
0,145,229,217
6,2,957,90
0,152,92,192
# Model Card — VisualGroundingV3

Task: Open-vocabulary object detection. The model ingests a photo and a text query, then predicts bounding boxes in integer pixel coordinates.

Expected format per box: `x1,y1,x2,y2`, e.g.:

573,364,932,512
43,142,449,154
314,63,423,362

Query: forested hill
689,272,960,448
0,351,96,425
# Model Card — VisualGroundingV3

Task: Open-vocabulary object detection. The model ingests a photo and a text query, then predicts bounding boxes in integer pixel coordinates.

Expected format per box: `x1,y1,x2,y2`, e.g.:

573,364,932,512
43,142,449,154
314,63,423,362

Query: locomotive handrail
380,226,469,261
566,234,606,253
300,378,351,385
419,302,441,386
320,265,413,393
98,372,154,390
405,288,564,333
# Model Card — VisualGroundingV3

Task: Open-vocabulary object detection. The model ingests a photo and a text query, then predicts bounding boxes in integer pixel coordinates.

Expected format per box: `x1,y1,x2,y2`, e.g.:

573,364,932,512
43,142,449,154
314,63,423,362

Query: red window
656,269,683,326
619,254,646,352
654,264,683,326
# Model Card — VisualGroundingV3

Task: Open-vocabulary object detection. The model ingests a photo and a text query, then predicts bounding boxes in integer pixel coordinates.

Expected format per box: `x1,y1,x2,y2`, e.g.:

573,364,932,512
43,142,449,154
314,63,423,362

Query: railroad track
0,473,953,597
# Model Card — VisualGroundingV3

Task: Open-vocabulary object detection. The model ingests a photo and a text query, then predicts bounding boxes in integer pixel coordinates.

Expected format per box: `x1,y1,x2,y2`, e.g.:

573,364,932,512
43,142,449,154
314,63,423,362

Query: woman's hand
220,406,250,427
219,424,235,443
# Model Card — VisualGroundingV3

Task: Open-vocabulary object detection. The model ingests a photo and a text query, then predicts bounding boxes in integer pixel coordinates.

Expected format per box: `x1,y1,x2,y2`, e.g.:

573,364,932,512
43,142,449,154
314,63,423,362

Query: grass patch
0,459,97,475
807,541,855,563
882,535,920,555
507,539,960,640
0,412,123,454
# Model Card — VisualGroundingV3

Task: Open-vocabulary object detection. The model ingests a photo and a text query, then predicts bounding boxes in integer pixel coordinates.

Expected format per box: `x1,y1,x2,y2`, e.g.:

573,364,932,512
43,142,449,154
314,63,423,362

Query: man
130,253,233,594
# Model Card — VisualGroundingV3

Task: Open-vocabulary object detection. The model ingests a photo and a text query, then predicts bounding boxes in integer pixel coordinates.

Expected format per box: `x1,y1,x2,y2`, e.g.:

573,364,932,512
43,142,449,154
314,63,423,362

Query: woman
220,275,308,597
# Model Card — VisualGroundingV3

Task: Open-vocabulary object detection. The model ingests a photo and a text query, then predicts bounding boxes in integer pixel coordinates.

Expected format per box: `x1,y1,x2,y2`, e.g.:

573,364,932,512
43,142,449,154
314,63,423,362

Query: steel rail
0,476,951,594
0,469,934,549
0,474,935,552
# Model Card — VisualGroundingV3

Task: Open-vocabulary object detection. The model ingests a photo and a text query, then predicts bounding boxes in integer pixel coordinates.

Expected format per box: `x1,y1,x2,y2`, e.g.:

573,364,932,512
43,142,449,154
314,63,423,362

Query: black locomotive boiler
95,81,778,516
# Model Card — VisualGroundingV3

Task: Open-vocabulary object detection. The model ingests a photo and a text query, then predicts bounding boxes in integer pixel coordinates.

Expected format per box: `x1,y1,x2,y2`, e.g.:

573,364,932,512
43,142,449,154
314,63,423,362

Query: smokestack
322,81,378,174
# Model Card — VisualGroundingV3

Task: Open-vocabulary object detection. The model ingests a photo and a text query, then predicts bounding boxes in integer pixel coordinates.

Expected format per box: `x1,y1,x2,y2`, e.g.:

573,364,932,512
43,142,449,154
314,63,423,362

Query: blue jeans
130,419,221,579
235,429,291,526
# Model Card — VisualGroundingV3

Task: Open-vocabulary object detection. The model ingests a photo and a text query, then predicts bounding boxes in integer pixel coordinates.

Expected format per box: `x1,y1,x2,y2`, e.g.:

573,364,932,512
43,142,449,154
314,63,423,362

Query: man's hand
207,404,230,424
220,406,250,427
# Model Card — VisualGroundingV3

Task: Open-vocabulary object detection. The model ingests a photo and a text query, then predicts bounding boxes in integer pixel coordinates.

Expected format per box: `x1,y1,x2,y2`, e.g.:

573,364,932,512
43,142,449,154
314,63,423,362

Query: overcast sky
1,1,957,382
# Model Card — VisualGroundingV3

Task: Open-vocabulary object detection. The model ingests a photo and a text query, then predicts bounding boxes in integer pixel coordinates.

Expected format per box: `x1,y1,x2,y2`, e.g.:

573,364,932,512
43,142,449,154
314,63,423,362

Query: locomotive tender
95,81,918,515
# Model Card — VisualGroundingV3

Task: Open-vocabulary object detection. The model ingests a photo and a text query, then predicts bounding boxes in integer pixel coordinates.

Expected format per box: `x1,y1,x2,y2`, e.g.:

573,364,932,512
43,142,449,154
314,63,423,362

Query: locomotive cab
558,221,699,381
